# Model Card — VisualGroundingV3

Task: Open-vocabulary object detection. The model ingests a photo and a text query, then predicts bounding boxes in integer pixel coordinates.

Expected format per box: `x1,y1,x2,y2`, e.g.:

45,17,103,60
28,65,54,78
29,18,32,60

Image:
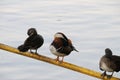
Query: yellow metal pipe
0,43,119,80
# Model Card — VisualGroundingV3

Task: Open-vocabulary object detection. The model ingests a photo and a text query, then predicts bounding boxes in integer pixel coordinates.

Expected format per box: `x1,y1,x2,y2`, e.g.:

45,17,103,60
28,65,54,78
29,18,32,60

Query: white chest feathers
49,45,67,57
101,62,113,72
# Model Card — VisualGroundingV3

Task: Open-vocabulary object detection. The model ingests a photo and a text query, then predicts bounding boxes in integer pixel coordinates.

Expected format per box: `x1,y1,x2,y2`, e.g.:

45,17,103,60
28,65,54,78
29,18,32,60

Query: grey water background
0,0,120,80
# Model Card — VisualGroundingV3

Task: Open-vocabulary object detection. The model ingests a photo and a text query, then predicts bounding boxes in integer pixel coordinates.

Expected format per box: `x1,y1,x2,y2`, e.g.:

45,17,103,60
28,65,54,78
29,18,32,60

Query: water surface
0,0,120,80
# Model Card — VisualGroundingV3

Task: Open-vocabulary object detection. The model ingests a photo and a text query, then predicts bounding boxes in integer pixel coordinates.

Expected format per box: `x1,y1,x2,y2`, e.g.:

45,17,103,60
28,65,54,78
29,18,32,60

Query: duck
18,28,44,54
50,32,78,62
99,48,120,79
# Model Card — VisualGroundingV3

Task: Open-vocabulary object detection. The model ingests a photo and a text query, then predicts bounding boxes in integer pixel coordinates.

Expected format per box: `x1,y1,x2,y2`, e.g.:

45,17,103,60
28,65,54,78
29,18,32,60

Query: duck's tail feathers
18,44,29,52
72,46,79,52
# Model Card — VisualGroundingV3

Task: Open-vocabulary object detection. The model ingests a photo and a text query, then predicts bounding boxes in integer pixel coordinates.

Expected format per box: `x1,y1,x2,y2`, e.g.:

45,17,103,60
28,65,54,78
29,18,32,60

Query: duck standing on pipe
18,28,44,54
99,48,120,79
50,32,78,62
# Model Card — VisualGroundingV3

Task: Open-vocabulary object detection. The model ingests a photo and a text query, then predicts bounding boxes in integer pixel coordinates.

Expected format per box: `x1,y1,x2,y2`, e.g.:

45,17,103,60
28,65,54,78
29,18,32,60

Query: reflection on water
0,0,120,80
